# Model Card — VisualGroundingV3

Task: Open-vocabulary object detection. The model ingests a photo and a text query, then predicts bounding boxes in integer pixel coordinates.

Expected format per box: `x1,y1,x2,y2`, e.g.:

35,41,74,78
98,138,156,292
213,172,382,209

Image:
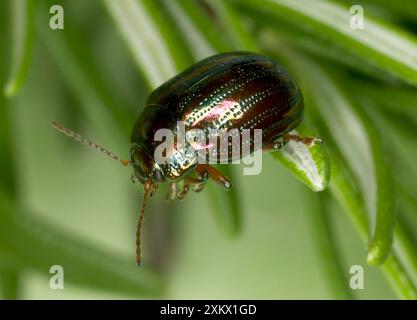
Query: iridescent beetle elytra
53,52,322,266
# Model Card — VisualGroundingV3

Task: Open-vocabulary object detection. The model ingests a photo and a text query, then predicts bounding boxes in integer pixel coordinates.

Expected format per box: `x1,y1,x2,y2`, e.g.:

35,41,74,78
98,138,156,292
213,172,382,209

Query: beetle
52,52,321,266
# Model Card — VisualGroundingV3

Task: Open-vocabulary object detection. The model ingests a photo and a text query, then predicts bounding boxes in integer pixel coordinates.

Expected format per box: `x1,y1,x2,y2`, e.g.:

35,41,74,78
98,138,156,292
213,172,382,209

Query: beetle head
130,143,165,184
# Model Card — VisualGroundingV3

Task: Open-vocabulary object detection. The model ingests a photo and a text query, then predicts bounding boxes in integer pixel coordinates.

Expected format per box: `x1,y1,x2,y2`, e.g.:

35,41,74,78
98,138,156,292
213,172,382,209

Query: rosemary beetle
52,52,322,266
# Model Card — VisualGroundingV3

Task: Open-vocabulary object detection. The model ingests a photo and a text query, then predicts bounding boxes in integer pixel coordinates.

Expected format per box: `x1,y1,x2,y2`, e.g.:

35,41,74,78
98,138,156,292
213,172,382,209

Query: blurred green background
1,0,417,299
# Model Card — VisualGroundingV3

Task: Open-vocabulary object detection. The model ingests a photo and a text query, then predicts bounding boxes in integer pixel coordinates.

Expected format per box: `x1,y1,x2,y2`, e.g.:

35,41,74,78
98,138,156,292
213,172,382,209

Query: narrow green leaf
382,254,417,300
375,112,417,190
328,149,369,242
394,220,417,287
365,114,396,266
236,0,417,87
351,80,417,116
134,0,194,72
353,86,417,206
271,124,330,192
306,191,354,299
174,0,234,53
102,0,178,88
209,0,258,51
161,0,215,59
4,0,35,97
343,88,398,266
0,191,164,297
398,186,417,230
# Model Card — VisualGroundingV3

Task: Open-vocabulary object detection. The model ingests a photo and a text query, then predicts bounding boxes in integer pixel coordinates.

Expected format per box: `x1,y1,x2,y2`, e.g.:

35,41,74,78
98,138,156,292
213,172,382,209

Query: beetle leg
166,182,177,200
193,181,206,193
191,176,208,193
283,134,324,147
263,137,286,151
196,164,232,189
177,177,206,199
193,164,209,192
177,179,191,200
195,164,209,180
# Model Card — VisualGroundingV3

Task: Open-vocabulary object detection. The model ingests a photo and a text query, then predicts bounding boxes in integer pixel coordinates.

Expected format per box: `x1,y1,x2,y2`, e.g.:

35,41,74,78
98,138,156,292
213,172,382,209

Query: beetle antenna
136,179,152,266
51,121,130,166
